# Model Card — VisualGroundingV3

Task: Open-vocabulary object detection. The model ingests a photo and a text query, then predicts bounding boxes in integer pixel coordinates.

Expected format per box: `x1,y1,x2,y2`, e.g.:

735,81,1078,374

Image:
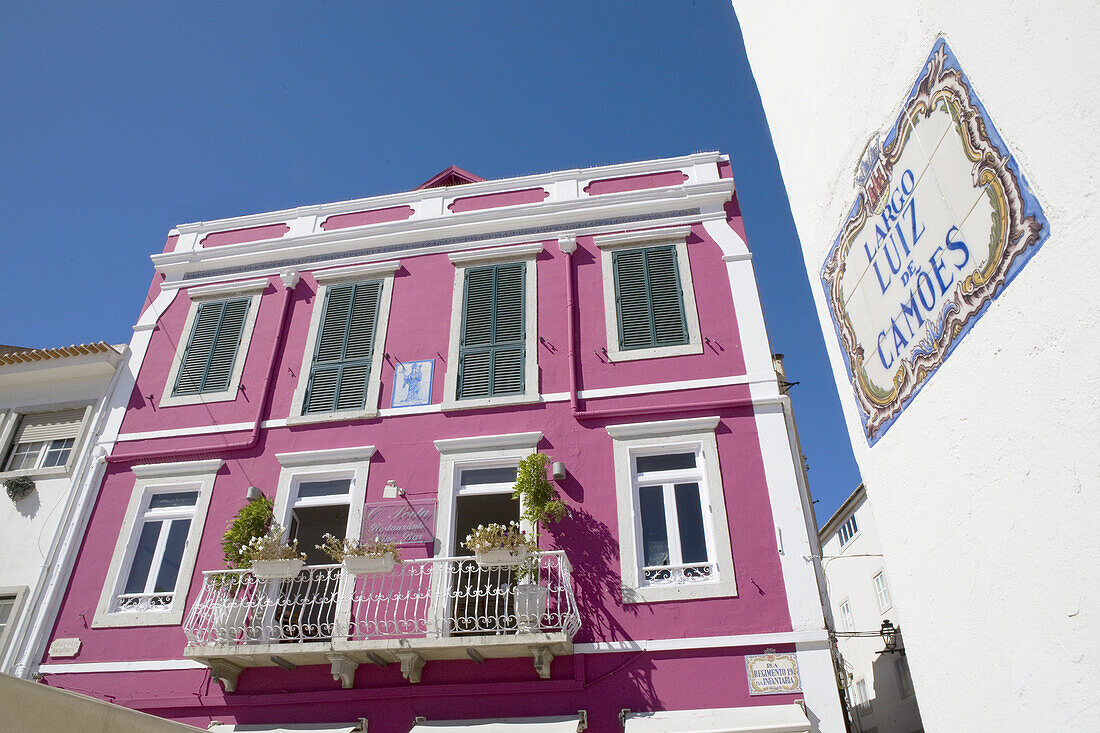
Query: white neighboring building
0,342,124,673
733,2,1100,731
819,485,923,733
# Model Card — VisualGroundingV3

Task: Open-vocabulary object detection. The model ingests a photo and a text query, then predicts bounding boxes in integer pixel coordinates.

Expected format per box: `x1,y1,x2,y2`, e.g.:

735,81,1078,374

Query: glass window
838,514,859,546
0,594,15,637
873,571,891,610
840,600,854,632
116,491,199,611
633,450,714,586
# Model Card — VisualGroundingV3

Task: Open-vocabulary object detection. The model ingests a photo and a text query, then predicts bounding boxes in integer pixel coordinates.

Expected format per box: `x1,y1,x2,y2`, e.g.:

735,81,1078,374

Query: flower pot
251,558,304,580
212,598,250,643
514,583,549,632
342,553,396,575
475,547,529,567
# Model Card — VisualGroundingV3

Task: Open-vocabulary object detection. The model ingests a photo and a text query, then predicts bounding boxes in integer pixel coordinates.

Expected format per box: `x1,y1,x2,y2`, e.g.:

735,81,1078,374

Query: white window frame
441,243,541,411
0,404,93,481
0,585,29,660
594,226,703,363
839,599,854,632
93,459,222,627
838,514,859,547
160,278,267,408
873,570,892,612
272,445,376,546
607,416,736,603
432,431,542,558
287,261,399,425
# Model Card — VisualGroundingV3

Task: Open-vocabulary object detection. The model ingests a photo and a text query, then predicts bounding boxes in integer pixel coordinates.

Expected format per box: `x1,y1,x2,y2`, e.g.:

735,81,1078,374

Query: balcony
182,551,580,691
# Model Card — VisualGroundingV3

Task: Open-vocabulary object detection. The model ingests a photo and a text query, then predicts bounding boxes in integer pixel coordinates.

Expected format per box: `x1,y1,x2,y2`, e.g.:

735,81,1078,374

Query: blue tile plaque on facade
821,39,1049,445
391,359,433,408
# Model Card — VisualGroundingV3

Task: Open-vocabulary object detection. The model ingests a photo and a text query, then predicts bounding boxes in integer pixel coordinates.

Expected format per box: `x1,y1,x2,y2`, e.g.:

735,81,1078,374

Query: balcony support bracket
326,653,359,689
395,650,426,683
531,645,554,679
207,658,244,693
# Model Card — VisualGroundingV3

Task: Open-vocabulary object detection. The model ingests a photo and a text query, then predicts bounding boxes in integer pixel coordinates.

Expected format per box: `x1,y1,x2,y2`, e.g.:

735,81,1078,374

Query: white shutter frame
13,408,88,443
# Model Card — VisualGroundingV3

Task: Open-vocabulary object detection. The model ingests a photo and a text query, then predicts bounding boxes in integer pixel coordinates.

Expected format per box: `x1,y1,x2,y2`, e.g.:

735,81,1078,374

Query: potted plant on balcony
465,521,535,567
318,533,401,575
211,493,274,642
511,453,567,632
244,522,307,580
4,476,35,503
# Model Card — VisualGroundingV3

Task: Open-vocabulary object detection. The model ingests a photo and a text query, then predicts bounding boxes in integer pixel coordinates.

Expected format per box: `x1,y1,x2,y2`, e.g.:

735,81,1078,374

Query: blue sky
0,1,861,523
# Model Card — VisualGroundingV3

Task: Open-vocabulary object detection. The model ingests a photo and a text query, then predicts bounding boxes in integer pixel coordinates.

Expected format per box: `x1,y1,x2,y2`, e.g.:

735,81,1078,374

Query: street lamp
880,619,904,654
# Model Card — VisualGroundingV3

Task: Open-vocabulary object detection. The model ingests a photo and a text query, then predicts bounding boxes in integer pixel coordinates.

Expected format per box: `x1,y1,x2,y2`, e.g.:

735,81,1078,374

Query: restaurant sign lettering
363,500,436,545
821,39,1048,444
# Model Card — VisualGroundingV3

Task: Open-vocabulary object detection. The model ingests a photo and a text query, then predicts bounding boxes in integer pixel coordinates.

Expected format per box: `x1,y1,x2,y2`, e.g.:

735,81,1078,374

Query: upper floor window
160,278,267,408
873,571,891,611
0,587,27,658
93,459,221,628
607,416,736,603
443,243,541,410
289,261,398,424
838,514,859,546
840,599,854,632
0,407,89,479
594,226,703,362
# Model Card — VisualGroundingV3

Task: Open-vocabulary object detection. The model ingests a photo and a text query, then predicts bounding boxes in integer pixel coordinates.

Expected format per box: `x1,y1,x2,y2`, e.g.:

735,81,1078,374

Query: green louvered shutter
613,246,689,350
458,263,525,399
173,298,251,396
303,281,382,414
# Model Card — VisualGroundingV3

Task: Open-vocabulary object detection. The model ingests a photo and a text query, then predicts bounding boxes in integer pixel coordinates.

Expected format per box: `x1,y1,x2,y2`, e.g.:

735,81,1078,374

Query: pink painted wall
200,223,290,248
447,187,550,213
584,171,689,195
321,206,415,231
46,201,808,728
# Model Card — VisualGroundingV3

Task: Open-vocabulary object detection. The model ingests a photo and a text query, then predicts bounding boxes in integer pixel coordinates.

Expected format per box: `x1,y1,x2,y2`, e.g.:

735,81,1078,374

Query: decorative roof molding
0,342,121,366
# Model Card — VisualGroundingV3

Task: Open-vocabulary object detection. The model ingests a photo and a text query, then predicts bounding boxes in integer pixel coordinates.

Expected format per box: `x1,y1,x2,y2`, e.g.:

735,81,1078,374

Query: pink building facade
34,153,844,733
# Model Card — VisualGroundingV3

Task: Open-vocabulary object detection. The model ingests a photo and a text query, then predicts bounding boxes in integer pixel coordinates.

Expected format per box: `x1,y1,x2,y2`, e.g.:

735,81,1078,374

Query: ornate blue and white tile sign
821,39,1049,445
391,359,433,408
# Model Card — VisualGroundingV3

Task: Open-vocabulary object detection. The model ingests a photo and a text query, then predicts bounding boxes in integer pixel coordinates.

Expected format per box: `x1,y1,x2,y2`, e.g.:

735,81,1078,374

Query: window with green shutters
303,280,382,414
612,245,689,350
457,262,525,400
172,298,251,396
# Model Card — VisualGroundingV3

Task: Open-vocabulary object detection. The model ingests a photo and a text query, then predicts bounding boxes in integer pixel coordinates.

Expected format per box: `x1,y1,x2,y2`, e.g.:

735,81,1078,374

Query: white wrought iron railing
183,551,580,647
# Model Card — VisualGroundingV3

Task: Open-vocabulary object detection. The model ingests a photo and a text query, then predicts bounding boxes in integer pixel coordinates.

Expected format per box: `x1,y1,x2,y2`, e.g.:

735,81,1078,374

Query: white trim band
185,277,270,299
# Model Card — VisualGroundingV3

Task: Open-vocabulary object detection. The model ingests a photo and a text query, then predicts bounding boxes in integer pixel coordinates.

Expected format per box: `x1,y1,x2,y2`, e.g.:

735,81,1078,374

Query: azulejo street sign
746,652,801,695
821,39,1048,444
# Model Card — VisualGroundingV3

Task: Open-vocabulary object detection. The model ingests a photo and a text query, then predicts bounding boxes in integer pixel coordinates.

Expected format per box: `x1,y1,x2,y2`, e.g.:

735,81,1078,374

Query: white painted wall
820,490,923,733
733,2,1100,730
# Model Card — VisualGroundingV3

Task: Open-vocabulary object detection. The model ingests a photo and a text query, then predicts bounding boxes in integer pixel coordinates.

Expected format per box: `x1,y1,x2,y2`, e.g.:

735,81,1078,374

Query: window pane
6,441,44,471
638,485,670,567
635,452,695,473
154,519,191,592
0,595,15,628
41,438,75,468
460,467,518,487
296,479,351,498
123,521,162,594
148,491,199,509
674,483,708,563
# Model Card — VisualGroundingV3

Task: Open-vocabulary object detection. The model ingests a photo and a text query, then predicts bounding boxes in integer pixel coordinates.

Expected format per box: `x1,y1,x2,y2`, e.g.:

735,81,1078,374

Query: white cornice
605,416,721,439
448,242,543,265
593,224,693,249
275,445,377,467
186,277,269,300
171,152,725,235
313,260,400,283
131,459,224,478
433,431,543,455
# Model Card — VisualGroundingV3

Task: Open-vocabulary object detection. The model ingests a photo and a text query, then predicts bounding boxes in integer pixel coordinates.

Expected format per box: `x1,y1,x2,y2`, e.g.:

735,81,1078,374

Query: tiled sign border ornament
821,39,1048,444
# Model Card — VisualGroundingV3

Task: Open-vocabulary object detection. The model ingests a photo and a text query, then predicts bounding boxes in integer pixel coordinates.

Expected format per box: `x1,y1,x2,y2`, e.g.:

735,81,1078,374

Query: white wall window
594,226,703,362
840,599,854,632
94,459,221,627
873,571,891,611
0,407,91,480
160,278,267,408
0,587,28,659
607,416,736,603
838,514,859,546
288,262,398,425
854,677,871,711
442,243,541,411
